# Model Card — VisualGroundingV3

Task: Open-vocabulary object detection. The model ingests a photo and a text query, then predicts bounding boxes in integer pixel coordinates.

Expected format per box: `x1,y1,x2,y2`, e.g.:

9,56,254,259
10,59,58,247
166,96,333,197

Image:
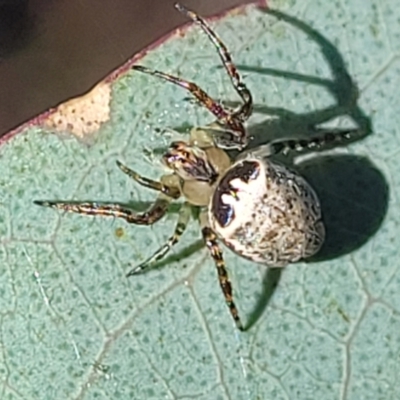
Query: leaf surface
1,1,399,398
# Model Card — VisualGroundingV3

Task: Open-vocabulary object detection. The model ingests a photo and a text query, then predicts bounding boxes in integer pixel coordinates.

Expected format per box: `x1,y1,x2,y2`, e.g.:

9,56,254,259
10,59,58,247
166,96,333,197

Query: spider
35,3,358,330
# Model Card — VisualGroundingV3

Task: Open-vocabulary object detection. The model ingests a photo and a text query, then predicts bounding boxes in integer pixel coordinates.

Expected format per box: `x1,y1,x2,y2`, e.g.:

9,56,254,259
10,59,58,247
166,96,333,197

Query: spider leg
175,3,252,121
126,202,191,276
132,65,230,123
33,193,172,225
116,161,181,198
133,66,247,150
132,4,255,150
274,128,364,156
200,212,243,330
242,128,365,159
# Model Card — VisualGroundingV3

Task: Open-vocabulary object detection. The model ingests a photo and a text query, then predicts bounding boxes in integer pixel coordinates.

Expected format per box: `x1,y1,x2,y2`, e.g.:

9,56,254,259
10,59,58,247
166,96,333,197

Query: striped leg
116,161,181,198
200,214,243,330
132,66,232,127
272,128,364,156
246,128,364,159
126,202,192,276
34,193,172,225
132,65,248,150
175,3,252,121
131,4,255,149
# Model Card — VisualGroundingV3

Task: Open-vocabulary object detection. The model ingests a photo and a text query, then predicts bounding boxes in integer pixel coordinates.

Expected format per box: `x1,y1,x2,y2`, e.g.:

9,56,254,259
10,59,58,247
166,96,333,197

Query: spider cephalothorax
35,3,359,330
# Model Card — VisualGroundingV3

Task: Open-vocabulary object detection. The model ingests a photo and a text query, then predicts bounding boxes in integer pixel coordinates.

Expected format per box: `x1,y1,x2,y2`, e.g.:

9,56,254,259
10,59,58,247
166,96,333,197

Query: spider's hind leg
126,201,192,276
272,128,365,156
200,211,243,330
241,127,366,160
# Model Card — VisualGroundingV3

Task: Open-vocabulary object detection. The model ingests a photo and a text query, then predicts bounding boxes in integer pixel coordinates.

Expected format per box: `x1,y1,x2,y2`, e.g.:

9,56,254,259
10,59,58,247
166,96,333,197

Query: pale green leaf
1,0,399,399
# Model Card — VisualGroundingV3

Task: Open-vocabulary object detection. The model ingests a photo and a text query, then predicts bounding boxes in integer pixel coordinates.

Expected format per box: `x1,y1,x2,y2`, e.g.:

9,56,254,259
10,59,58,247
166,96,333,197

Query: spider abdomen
209,157,325,266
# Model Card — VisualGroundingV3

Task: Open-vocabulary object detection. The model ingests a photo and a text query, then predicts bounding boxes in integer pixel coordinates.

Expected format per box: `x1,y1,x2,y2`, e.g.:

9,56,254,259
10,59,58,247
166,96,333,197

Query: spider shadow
232,9,389,329
299,154,389,261
234,8,371,151
244,154,389,331
245,267,282,330
239,8,389,258
128,10,387,330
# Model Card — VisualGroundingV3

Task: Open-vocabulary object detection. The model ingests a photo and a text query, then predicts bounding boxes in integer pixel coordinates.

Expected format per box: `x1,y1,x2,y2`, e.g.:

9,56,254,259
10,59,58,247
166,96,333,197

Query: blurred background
0,0,253,138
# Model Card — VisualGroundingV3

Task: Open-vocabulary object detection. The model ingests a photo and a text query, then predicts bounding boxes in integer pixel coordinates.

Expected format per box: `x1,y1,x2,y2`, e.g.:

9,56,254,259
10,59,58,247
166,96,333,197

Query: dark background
0,0,252,137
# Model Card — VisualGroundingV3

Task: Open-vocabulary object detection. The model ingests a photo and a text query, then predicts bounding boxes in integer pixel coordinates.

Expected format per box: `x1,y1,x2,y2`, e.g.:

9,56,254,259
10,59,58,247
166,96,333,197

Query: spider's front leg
132,5,253,150
34,163,181,226
34,195,171,225
200,211,243,330
132,65,247,149
175,3,252,121
131,65,246,150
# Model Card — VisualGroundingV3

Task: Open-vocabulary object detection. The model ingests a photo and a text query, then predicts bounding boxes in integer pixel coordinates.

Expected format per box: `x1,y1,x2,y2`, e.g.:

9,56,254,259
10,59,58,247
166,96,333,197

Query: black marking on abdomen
212,160,260,227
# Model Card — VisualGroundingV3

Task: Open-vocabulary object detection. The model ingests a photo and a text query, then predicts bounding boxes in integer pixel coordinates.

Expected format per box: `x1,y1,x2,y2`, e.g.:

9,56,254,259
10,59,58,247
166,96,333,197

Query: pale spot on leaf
43,81,111,142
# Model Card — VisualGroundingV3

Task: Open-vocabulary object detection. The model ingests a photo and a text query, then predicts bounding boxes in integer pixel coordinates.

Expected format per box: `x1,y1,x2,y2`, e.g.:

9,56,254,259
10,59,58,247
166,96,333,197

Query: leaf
1,1,399,398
